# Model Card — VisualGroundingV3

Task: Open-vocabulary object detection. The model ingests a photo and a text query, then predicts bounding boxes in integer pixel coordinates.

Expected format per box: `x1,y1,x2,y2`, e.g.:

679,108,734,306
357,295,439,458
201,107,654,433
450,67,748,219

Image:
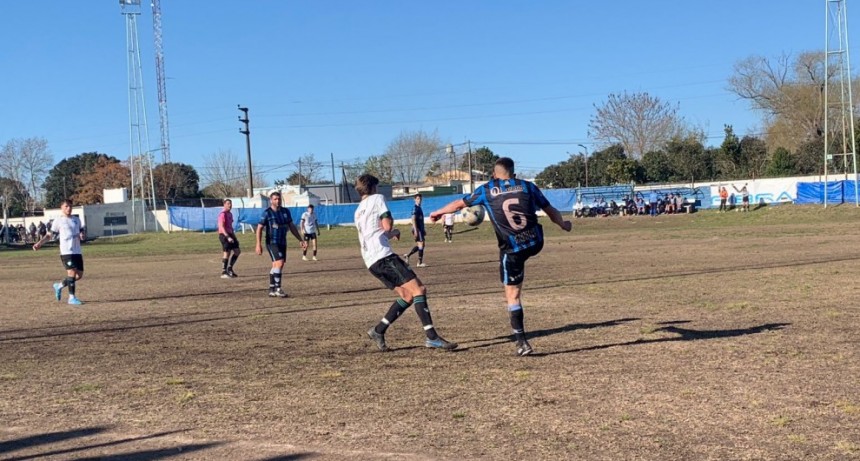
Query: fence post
200,198,206,234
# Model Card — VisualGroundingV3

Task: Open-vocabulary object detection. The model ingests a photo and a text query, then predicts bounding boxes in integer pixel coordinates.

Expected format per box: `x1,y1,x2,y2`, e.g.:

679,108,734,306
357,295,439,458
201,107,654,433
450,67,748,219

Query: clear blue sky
0,1,848,182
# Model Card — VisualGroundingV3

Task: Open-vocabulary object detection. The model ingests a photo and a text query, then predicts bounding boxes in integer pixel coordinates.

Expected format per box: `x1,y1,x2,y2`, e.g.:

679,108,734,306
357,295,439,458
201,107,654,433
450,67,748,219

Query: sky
0,1,852,183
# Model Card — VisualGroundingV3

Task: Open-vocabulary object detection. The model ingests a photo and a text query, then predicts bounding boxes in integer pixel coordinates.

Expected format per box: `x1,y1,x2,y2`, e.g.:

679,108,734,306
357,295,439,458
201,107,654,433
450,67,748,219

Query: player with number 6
429,157,571,356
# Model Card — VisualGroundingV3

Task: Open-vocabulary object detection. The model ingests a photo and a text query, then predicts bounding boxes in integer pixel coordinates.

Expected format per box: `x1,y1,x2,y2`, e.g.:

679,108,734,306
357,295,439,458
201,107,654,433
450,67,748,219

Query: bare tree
385,130,444,184
294,154,326,185
0,137,52,213
200,149,267,197
727,51,855,152
588,92,683,160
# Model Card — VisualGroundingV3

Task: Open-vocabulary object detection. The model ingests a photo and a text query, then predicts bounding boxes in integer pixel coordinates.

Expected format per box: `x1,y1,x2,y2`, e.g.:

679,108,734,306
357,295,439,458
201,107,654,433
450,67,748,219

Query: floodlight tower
151,0,171,164
120,0,156,230
824,0,859,207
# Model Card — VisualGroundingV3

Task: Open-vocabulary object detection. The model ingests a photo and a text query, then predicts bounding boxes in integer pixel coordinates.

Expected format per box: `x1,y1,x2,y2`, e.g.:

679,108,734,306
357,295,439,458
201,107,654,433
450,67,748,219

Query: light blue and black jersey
412,204,425,232
463,178,550,254
258,207,294,245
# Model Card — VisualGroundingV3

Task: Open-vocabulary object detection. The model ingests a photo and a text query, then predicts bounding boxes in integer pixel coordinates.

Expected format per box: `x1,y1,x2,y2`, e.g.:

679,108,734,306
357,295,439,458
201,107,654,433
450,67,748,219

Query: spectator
665,194,676,214
635,196,646,215
733,183,750,212
573,196,586,218
648,190,659,216
38,221,47,238
675,194,685,213
28,222,37,243
718,186,729,212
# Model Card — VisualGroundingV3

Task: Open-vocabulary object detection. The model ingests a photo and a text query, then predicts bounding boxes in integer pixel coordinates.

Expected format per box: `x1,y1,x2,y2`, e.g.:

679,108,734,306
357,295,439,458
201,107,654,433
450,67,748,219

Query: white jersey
300,211,318,234
354,194,394,268
55,215,82,255
443,213,455,226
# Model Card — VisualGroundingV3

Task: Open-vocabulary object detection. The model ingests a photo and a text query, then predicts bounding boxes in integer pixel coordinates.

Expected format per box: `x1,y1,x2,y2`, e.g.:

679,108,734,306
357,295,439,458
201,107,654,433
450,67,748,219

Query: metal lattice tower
151,0,171,164
120,0,156,230
824,0,859,207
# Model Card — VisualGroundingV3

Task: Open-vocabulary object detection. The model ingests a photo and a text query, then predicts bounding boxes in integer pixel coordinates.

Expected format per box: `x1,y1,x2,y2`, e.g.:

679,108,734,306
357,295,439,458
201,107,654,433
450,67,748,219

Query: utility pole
330,153,337,203
238,106,253,198
467,140,474,193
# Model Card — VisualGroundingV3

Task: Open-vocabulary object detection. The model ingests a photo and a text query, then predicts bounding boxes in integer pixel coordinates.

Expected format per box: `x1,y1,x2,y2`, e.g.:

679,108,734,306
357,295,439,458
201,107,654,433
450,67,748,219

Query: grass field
1,205,859,460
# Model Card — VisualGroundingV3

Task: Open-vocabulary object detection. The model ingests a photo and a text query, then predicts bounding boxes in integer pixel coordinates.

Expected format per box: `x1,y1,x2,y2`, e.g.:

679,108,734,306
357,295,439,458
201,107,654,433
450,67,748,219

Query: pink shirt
218,210,234,236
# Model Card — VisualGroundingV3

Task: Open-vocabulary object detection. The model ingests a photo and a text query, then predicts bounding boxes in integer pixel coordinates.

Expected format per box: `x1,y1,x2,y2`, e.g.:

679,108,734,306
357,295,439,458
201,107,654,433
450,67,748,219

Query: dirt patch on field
2,216,860,460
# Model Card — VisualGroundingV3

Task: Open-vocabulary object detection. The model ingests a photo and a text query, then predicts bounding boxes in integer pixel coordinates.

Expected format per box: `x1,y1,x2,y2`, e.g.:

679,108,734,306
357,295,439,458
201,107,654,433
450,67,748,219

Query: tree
795,137,825,175
716,125,743,178
606,157,643,184
71,157,130,205
200,149,265,198
588,92,684,159
385,130,444,184
42,152,119,208
740,135,769,179
586,144,627,186
766,147,795,177
363,155,393,183
0,177,28,217
534,154,586,188
285,172,311,186
0,137,52,213
727,52,858,152
461,146,499,178
640,150,673,183
153,162,200,200
665,135,713,183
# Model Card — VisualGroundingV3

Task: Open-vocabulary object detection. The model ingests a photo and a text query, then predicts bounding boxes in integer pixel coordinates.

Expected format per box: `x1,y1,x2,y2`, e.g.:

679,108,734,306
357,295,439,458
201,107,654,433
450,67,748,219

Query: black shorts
413,228,426,243
443,225,454,231
742,196,750,204
369,254,417,290
266,242,287,262
499,241,544,286
303,233,317,241
60,254,84,272
219,234,240,252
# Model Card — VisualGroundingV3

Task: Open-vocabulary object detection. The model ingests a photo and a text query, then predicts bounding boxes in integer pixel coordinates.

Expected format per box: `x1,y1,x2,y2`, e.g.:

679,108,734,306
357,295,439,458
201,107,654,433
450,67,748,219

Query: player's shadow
535,322,790,356
0,427,220,460
459,318,640,351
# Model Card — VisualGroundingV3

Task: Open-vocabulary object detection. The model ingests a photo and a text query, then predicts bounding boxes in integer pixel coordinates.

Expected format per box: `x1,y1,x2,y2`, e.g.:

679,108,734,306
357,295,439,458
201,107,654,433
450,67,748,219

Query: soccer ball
461,205,485,226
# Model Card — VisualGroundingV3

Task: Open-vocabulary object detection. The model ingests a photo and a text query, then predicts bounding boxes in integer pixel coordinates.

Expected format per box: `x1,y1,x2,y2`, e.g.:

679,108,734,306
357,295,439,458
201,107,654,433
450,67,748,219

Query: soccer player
354,174,457,352
403,194,427,267
255,191,306,298
218,199,241,278
33,199,86,306
300,204,320,261
429,157,572,356
443,212,455,243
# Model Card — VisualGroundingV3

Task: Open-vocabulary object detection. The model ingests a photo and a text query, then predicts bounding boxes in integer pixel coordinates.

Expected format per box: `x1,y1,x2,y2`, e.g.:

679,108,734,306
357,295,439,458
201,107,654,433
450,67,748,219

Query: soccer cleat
227,269,238,278
367,328,390,352
302,255,308,261
268,290,278,297
274,288,289,298
68,297,84,306
53,282,63,301
416,262,427,268
516,340,534,356
402,253,410,263
425,337,458,350
312,256,318,261
220,271,230,279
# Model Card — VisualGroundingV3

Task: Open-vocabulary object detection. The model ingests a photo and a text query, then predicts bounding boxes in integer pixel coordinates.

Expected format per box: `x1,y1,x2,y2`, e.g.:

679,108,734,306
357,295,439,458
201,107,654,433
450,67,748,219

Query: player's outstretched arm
429,198,467,222
543,205,572,232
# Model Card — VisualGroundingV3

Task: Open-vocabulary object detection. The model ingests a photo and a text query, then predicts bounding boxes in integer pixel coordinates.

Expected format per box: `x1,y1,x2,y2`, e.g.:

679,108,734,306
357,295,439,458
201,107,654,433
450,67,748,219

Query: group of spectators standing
0,220,53,244
573,192,690,218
